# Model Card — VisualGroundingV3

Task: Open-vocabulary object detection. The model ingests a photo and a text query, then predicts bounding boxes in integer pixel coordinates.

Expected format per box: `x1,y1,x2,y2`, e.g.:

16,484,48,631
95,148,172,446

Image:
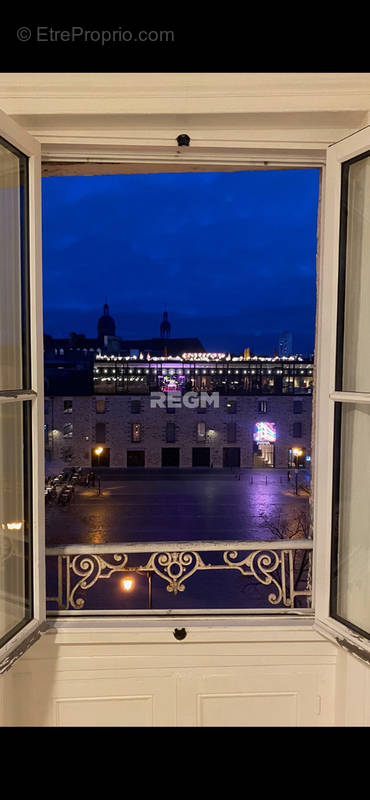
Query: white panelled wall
0,623,369,726
0,73,369,726
0,625,338,727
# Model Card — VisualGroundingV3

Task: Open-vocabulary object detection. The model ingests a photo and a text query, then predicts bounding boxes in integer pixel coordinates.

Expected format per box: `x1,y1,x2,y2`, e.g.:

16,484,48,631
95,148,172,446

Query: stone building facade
44,391,312,470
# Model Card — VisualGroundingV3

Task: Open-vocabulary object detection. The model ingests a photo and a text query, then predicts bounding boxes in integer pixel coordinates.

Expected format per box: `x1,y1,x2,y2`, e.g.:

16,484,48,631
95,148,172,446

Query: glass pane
339,152,370,392
0,136,29,390
0,401,32,647
332,402,370,636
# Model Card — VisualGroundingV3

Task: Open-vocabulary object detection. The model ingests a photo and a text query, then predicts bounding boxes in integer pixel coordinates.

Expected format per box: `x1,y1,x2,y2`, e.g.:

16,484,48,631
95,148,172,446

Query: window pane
338,152,370,392
0,401,32,647
0,137,29,390
332,403,370,636
95,422,106,443
132,423,141,442
166,422,176,443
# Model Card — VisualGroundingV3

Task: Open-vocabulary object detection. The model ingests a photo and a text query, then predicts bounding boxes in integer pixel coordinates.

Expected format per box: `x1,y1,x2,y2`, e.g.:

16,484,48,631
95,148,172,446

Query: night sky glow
42,169,319,354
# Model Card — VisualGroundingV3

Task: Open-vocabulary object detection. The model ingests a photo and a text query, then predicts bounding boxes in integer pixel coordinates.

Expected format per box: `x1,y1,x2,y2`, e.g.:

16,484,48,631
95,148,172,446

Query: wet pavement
45,468,310,546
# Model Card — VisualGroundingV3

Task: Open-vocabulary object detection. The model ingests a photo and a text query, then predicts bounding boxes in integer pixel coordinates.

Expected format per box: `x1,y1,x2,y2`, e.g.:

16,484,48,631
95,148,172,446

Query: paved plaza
45,468,310,546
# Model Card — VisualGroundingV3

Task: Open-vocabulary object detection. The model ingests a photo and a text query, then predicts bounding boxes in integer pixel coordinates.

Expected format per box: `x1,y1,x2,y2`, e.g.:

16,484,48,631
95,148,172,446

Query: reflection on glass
0,402,32,645
341,153,370,392
334,403,370,635
0,137,28,390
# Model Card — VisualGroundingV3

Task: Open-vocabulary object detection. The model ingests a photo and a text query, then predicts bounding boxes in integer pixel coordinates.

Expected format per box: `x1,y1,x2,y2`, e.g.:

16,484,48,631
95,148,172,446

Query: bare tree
258,509,311,607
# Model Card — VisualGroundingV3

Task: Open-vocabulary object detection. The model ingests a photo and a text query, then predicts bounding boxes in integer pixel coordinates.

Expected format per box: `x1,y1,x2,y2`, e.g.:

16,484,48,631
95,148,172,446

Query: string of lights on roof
95,353,305,363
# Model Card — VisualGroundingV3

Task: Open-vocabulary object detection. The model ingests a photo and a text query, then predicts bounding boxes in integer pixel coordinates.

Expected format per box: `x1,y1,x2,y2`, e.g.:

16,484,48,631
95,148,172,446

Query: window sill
43,613,324,647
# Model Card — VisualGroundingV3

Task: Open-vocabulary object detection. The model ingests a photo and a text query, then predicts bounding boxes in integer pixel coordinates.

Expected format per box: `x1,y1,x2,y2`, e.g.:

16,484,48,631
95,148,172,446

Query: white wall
0,624,338,727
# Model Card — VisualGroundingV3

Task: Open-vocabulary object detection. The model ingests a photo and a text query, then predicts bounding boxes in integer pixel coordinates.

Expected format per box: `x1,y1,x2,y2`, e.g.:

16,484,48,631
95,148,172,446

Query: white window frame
313,126,370,656
0,109,45,670
2,102,370,662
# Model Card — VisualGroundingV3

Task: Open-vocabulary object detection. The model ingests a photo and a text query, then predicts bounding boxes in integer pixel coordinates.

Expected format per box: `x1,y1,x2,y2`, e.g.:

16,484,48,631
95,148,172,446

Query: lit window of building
197,421,206,442
131,423,141,442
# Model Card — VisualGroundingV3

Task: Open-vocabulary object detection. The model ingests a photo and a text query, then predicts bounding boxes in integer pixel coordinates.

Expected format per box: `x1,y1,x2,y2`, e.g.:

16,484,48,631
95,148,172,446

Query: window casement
293,401,303,414
314,125,370,655
130,400,141,414
226,422,237,443
63,422,73,438
258,400,267,413
0,109,45,671
131,422,141,442
96,398,106,414
196,421,206,442
95,422,106,444
166,422,176,443
292,422,302,438
63,399,72,413
1,102,370,666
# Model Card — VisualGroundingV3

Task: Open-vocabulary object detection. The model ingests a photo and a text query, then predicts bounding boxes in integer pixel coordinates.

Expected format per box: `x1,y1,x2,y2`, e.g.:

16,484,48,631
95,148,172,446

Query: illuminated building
44,353,313,470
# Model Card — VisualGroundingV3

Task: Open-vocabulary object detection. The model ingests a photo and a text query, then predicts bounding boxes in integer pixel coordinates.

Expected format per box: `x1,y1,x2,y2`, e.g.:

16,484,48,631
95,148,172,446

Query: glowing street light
292,448,303,494
94,446,104,471
120,571,152,609
121,576,134,592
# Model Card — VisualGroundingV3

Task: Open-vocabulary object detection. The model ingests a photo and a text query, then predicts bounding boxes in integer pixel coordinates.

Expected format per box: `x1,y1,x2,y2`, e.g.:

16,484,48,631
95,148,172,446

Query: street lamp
292,447,303,494
94,447,104,494
121,576,134,592
121,570,152,609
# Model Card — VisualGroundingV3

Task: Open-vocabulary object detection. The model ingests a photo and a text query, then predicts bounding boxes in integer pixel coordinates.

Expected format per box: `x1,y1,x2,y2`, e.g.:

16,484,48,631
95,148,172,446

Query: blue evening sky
42,169,319,354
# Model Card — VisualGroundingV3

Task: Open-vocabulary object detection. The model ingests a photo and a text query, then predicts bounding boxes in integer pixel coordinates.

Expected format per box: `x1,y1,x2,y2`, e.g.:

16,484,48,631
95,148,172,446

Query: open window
0,109,45,671
1,98,370,664
314,126,370,654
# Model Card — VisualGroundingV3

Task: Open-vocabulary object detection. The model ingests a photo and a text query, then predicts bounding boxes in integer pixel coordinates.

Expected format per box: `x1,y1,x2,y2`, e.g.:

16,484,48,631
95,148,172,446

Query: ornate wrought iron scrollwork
46,543,312,612
147,551,203,594
224,549,286,605
69,553,128,609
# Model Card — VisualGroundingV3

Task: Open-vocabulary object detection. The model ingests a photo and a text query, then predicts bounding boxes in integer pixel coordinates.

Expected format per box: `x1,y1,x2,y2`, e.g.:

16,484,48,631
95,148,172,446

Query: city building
44,303,206,359
44,354,313,469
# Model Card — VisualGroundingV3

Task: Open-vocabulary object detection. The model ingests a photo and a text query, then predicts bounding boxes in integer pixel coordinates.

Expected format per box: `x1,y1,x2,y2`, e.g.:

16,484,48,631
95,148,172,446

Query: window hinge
0,621,49,676
336,637,370,665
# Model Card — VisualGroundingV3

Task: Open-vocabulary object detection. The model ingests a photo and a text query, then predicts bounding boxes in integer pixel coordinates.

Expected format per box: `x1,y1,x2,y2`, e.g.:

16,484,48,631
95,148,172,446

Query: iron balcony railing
46,539,313,615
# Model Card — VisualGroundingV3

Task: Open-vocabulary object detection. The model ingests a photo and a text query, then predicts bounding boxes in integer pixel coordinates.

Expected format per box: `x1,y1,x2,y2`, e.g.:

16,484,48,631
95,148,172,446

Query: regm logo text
150,391,220,409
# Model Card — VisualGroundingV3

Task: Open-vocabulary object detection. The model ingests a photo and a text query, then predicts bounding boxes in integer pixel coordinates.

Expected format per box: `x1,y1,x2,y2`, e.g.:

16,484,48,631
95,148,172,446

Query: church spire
97,299,116,345
160,307,171,338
